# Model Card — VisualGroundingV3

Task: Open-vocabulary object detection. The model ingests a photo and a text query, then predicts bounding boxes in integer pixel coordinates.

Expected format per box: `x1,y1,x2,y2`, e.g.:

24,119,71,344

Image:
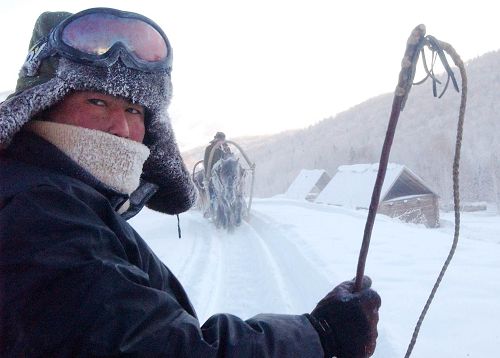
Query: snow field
130,199,500,357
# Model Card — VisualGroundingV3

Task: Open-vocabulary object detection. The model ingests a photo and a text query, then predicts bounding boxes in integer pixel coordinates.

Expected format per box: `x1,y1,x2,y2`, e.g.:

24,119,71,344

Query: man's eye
88,99,106,106
127,108,143,115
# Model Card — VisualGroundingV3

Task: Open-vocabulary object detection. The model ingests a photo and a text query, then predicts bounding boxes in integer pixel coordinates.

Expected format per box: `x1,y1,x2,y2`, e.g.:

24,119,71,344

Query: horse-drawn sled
192,140,255,231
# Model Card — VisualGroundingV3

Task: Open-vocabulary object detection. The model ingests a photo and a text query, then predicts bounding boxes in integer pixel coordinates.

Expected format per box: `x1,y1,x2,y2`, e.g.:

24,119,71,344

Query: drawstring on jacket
177,214,182,239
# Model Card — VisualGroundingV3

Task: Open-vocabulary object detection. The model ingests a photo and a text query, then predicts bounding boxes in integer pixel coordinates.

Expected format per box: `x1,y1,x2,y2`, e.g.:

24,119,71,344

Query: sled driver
0,7,381,357
203,131,232,176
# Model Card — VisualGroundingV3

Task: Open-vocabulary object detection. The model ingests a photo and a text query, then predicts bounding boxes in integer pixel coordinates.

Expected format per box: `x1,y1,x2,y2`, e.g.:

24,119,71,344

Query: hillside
184,50,500,205
182,134,276,169
0,91,10,102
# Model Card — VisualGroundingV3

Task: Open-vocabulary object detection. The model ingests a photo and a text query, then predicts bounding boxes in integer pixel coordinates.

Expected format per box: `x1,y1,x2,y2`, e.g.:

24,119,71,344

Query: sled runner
192,140,255,231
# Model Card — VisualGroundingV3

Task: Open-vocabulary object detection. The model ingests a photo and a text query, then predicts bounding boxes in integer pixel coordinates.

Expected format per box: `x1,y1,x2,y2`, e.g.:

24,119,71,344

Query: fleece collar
26,120,150,197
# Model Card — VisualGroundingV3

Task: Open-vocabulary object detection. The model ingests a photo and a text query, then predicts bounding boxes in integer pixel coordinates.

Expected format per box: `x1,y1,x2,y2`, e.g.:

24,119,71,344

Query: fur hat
210,131,226,143
0,10,196,215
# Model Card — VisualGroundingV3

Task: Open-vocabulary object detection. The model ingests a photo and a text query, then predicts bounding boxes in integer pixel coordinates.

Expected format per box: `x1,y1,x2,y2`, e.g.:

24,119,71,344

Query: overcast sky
1,0,499,149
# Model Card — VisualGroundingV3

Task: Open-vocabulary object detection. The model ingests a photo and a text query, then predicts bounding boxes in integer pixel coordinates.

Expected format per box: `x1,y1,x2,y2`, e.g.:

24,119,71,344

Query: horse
192,168,209,212
209,155,247,230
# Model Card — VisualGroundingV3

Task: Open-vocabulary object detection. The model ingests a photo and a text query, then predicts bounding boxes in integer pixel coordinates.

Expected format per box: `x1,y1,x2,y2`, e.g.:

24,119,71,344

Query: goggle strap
22,37,55,77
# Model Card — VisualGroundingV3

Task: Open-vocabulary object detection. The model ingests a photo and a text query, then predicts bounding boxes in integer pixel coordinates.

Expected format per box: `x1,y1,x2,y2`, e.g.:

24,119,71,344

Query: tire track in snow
180,205,336,320
198,222,295,321
173,213,224,321
247,210,334,313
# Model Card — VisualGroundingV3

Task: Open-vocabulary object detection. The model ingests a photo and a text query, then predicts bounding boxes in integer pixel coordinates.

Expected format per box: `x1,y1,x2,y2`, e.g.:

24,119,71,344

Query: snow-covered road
131,200,334,321
130,198,500,357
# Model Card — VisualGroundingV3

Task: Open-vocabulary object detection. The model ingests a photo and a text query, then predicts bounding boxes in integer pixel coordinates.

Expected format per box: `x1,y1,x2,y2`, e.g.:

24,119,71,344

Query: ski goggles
23,8,172,75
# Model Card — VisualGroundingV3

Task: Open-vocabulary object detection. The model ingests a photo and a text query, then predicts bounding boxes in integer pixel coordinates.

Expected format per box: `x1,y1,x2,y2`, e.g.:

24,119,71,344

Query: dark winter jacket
0,132,322,357
203,141,231,175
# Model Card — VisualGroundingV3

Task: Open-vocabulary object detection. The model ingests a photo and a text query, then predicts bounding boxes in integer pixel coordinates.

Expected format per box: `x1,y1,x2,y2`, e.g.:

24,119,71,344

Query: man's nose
108,109,130,139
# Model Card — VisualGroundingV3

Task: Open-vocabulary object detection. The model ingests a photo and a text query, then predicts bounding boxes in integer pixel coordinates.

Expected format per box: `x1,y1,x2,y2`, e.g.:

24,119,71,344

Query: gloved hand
307,276,381,358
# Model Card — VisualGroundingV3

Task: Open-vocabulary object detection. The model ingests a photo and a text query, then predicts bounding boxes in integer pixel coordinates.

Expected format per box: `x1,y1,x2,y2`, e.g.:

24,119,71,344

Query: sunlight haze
1,0,499,149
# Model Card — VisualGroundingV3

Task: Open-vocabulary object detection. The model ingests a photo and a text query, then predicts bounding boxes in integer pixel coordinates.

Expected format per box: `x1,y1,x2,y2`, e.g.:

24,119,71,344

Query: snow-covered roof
315,163,435,209
285,169,330,200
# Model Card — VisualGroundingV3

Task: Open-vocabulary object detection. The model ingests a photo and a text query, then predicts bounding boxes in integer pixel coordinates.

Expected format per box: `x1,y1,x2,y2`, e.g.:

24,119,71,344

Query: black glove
307,276,381,358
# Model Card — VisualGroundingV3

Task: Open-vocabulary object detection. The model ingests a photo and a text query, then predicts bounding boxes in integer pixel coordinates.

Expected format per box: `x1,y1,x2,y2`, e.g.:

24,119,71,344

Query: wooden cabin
315,163,439,227
285,169,331,202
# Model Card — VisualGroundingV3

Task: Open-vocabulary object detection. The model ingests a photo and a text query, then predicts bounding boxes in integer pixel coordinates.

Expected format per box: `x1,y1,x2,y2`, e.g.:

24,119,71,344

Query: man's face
46,91,146,143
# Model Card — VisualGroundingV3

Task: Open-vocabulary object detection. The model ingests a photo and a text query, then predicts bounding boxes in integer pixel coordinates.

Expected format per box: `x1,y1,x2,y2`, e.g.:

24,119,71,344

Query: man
202,131,232,218
203,131,232,176
0,8,381,357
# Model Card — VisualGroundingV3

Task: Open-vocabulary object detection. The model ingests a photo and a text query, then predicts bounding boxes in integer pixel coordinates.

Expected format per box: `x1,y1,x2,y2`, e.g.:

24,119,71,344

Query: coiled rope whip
352,24,467,357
